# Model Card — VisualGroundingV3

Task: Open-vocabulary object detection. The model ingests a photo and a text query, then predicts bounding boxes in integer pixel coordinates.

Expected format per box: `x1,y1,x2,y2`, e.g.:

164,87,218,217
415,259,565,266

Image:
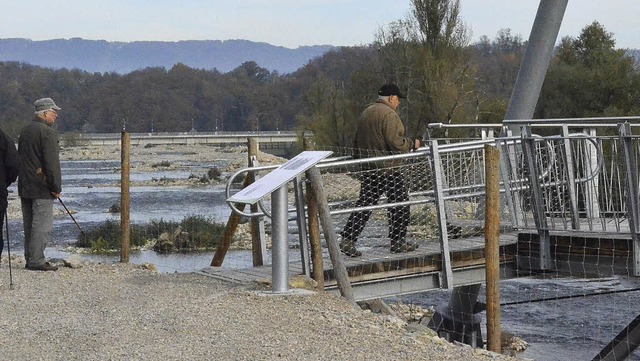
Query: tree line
0,0,637,147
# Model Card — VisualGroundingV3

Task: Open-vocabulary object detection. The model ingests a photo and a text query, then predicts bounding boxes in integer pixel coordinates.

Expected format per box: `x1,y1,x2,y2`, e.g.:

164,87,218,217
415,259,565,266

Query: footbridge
204,117,640,299
199,116,640,357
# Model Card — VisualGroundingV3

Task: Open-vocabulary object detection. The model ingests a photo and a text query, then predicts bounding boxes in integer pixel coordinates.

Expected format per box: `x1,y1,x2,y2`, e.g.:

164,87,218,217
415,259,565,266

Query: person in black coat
18,97,62,271
0,129,20,260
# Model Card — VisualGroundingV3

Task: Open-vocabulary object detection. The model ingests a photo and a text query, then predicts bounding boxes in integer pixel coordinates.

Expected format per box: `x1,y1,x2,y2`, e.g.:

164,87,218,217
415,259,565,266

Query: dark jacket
18,117,62,199
353,99,413,169
0,130,19,210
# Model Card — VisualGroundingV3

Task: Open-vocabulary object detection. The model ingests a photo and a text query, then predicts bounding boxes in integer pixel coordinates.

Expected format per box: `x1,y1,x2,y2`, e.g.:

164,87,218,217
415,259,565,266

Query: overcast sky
1,1,638,49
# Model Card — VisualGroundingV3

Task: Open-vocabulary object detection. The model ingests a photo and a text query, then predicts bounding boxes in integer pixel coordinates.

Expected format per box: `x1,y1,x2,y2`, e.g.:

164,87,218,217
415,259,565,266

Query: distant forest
0,2,638,148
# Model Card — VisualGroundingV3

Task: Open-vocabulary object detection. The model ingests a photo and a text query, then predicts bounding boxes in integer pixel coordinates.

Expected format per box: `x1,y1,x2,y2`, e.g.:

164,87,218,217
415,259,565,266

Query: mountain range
0,38,336,74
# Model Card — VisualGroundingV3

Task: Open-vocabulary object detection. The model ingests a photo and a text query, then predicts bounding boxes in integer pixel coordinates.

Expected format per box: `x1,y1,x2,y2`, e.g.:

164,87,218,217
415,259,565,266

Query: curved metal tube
224,165,277,218
565,132,603,183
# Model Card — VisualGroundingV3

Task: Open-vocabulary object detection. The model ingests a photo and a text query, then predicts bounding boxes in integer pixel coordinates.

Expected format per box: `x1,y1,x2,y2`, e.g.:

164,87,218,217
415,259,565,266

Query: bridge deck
197,216,637,300
197,233,520,300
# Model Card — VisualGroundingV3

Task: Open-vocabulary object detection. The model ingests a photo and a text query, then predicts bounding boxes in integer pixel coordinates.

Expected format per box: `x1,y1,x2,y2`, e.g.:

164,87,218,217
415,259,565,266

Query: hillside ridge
0,37,335,74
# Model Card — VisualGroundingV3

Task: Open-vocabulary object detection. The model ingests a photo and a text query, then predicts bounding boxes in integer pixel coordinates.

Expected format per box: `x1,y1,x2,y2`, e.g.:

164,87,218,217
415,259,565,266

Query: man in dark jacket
339,84,421,257
18,97,62,271
0,130,19,261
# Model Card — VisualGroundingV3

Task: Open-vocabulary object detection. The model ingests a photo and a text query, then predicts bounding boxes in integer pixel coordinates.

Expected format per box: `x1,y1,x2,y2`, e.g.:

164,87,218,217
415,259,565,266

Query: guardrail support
521,126,551,270
618,123,640,276
429,140,453,289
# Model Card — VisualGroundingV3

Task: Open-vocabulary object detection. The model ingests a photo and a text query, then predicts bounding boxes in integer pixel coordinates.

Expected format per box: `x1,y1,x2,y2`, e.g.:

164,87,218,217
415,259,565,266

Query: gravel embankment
0,258,516,361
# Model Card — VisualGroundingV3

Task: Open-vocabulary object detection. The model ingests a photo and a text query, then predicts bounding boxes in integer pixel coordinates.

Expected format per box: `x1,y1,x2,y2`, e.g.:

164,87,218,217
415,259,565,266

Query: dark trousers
340,171,409,244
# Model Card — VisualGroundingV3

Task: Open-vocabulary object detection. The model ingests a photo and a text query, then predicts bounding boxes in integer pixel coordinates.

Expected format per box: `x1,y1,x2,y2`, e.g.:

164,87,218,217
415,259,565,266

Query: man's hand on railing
412,138,422,151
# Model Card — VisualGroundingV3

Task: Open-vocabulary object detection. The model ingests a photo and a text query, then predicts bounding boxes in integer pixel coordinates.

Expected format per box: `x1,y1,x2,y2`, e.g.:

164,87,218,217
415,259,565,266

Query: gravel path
0,258,515,361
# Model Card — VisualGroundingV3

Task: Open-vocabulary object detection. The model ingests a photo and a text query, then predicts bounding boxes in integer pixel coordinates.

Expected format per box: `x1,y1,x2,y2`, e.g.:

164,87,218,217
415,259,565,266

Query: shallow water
44,248,254,273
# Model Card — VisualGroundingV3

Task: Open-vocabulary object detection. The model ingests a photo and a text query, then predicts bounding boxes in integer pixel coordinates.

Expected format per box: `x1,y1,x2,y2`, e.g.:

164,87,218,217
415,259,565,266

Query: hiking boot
390,240,419,254
339,238,362,257
27,262,59,272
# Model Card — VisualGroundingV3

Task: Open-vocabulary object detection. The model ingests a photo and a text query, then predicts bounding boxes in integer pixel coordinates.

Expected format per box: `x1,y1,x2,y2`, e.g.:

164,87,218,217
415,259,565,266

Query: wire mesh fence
200,118,640,358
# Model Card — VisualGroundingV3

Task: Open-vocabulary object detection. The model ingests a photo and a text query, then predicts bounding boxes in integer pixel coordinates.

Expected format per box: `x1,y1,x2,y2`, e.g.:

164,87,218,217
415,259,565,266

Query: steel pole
504,0,568,134
271,185,289,293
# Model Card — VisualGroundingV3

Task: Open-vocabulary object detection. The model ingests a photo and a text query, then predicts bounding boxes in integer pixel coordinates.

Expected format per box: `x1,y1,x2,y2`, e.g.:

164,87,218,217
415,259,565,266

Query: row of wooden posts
116,133,502,353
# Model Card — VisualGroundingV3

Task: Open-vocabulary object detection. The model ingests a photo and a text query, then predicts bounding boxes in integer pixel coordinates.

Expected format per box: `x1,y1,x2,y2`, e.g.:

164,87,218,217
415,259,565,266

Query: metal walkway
198,232,518,300
207,117,640,302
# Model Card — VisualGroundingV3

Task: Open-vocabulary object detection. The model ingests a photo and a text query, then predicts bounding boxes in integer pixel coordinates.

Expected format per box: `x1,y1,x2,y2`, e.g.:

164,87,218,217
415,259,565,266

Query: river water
5,157,247,272
5,156,640,360
399,275,640,360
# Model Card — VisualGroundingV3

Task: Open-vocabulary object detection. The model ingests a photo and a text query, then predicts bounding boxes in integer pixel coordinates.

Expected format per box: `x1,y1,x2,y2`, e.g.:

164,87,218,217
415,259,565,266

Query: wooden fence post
120,132,130,263
211,138,259,266
303,138,324,289
306,166,356,307
485,144,501,353
247,138,266,266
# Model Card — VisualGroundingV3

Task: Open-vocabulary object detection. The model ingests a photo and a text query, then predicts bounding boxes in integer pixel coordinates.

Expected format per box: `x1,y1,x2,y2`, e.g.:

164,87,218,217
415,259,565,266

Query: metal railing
225,116,640,284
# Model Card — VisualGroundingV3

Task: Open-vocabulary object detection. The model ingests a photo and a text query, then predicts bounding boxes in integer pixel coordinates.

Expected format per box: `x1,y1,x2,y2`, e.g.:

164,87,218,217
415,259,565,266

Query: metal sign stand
227,151,332,294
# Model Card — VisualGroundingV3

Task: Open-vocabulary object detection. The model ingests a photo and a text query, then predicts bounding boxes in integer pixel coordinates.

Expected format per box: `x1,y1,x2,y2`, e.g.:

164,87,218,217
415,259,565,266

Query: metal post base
255,289,316,297
427,284,484,348
427,304,484,348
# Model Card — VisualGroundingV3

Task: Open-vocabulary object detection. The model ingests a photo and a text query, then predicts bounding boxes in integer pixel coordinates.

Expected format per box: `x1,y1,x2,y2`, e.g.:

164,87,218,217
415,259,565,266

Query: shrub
207,167,222,180
179,215,225,249
151,160,172,168
108,203,121,213
76,215,226,253
61,132,87,147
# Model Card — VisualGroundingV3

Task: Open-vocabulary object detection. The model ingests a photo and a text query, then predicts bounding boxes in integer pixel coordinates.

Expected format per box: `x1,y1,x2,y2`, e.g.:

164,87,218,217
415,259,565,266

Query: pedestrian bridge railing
223,116,640,293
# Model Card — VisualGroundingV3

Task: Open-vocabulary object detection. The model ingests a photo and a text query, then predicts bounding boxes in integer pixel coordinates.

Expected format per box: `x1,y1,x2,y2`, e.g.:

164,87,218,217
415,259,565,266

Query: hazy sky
1,1,638,48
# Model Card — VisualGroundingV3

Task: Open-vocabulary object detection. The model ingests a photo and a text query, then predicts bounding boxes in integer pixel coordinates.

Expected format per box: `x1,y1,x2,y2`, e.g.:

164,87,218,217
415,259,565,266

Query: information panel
227,150,332,204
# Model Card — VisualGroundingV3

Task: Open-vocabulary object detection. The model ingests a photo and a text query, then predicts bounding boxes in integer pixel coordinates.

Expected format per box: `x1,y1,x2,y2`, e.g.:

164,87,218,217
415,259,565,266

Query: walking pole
5,210,13,290
57,197,86,239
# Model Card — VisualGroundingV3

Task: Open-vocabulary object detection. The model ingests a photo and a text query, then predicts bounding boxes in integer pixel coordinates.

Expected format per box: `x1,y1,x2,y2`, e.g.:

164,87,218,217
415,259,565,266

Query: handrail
502,116,640,124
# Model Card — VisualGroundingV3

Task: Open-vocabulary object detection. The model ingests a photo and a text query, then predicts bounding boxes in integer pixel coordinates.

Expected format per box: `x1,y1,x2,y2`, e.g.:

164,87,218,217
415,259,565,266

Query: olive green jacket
353,99,413,169
18,117,62,199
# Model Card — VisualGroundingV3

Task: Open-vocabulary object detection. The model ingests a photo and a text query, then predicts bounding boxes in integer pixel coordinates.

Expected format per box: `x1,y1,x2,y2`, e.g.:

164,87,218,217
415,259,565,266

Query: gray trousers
21,198,53,267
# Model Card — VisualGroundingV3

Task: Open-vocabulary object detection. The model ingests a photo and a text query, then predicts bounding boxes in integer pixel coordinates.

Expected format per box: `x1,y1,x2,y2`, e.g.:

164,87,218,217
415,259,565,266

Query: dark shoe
339,238,362,257
390,240,419,254
27,262,59,271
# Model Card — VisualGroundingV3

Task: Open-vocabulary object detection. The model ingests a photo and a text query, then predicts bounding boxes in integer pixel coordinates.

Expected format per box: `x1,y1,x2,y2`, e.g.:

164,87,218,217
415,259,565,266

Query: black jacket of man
18,117,61,200
0,129,19,210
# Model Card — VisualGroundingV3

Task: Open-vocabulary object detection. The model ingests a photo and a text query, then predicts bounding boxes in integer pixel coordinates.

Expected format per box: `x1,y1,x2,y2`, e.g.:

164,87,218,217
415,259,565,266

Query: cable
501,286,640,306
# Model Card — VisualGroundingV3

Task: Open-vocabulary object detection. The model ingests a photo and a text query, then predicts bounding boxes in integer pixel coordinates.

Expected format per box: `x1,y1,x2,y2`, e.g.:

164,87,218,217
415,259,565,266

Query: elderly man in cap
338,83,421,257
18,97,62,271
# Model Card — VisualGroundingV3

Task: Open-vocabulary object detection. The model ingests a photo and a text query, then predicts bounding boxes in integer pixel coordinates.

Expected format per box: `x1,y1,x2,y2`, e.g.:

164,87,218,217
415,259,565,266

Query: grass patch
76,215,225,254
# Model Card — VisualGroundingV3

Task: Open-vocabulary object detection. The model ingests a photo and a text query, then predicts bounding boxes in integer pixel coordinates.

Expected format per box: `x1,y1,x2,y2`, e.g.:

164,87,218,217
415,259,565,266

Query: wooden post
247,138,265,266
305,184,324,289
211,138,259,267
120,132,130,263
306,166,356,307
304,137,324,289
210,187,248,266
485,144,501,353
